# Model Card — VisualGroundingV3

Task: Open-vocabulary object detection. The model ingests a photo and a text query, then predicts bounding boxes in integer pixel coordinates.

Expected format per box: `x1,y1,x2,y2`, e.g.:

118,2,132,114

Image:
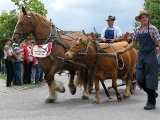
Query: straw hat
135,10,152,21
106,15,116,21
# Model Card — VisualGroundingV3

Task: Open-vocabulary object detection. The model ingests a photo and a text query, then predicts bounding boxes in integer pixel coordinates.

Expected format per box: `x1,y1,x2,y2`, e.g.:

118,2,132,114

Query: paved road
0,78,46,93
0,73,160,120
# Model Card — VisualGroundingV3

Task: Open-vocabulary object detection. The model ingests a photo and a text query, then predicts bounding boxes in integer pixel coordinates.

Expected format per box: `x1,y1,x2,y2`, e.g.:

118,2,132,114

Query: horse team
12,6,138,104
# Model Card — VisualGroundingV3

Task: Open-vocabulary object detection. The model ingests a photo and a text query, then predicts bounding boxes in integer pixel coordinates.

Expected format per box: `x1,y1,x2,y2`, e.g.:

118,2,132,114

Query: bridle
69,38,91,56
13,12,56,45
69,39,100,70
13,12,34,41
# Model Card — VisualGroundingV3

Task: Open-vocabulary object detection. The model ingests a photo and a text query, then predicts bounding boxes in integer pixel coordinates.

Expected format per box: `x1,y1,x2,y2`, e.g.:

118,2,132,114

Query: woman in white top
3,38,14,87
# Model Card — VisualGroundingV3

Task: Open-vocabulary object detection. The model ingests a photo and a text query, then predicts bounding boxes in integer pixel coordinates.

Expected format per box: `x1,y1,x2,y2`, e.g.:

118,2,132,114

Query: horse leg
45,84,58,103
92,78,100,104
88,74,93,93
111,73,123,101
68,69,76,95
123,74,131,100
46,63,65,93
82,69,89,100
45,70,65,103
75,68,89,100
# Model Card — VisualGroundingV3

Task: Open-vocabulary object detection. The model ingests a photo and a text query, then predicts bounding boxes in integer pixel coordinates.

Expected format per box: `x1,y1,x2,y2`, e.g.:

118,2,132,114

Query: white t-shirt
3,45,13,59
27,46,33,61
101,26,122,38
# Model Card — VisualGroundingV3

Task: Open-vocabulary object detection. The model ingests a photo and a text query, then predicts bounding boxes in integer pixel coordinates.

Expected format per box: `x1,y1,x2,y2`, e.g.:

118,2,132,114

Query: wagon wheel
130,80,137,94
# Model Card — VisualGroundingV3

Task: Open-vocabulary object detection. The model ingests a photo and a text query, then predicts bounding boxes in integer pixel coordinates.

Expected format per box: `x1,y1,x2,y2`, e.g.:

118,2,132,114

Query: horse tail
74,67,88,88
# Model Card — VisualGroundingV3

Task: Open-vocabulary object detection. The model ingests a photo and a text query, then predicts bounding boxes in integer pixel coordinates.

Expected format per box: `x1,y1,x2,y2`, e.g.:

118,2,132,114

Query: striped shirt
132,24,160,43
12,43,23,61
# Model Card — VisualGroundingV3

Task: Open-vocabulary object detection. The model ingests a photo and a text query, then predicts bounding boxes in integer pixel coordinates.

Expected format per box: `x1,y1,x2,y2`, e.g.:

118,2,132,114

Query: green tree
144,0,160,31
0,0,48,59
0,10,19,59
133,21,141,30
11,0,47,17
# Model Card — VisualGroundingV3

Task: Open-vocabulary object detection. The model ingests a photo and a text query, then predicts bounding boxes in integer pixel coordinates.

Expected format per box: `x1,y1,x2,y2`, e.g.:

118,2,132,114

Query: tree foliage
0,0,48,59
144,0,160,31
11,0,47,17
0,10,19,59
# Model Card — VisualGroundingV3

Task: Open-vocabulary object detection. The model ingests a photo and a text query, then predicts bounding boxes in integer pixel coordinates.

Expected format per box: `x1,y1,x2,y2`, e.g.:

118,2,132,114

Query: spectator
12,42,24,85
31,41,41,84
3,38,14,87
22,38,36,84
0,58,6,75
34,60,41,84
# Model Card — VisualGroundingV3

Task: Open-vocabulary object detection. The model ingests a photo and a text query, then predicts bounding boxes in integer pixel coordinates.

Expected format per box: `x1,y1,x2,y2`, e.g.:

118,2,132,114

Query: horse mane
19,11,51,33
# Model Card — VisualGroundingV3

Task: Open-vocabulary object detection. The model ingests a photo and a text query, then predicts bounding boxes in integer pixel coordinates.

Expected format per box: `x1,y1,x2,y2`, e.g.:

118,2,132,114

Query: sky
0,0,144,34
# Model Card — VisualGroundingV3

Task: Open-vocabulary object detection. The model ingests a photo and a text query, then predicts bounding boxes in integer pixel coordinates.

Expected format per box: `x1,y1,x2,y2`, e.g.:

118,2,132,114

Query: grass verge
0,74,7,80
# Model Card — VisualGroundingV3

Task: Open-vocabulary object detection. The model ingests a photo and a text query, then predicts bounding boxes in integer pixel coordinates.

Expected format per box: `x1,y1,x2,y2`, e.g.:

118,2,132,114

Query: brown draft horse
65,37,138,104
12,6,90,103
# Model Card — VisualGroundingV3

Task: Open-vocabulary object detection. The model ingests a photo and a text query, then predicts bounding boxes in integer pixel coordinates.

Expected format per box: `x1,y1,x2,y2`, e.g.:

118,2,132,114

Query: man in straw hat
99,15,122,43
117,10,160,110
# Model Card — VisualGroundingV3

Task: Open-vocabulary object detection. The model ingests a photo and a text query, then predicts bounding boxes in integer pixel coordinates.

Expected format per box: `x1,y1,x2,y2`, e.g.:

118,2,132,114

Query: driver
99,15,122,43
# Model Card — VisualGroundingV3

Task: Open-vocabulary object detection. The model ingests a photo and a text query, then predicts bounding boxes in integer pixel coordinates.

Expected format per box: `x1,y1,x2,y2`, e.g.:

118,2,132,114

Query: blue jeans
34,64,41,83
13,61,22,84
1,66,6,75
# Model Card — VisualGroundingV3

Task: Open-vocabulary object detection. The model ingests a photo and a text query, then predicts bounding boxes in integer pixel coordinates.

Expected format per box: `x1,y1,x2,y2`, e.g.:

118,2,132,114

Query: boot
144,103,155,110
144,89,156,110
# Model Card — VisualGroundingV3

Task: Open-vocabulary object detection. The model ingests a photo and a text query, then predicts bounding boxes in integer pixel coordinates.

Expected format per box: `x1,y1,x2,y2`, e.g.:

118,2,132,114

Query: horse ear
77,37,82,45
87,36,92,41
83,36,91,45
90,32,96,40
22,6,27,15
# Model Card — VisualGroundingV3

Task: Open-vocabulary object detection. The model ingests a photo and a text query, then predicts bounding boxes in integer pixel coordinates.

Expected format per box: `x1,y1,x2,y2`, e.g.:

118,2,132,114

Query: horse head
12,6,55,45
65,36,91,59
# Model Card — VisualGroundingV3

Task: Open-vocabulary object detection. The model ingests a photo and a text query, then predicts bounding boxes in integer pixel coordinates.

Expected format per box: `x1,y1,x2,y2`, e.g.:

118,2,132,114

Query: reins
13,11,76,49
75,40,125,70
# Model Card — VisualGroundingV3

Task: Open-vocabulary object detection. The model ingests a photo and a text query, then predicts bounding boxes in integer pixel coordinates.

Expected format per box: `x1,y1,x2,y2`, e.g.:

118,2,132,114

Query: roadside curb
0,79,47,93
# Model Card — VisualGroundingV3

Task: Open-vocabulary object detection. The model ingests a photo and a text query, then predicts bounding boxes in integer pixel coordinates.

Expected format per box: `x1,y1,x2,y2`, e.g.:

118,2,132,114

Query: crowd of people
1,38,42,87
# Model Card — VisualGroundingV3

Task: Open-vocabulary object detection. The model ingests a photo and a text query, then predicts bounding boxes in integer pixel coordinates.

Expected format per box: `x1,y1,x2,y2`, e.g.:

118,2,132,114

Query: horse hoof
61,87,65,93
117,96,123,102
71,88,76,95
123,95,130,100
117,98,122,102
92,100,99,104
82,96,89,100
88,87,93,94
45,99,56,103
